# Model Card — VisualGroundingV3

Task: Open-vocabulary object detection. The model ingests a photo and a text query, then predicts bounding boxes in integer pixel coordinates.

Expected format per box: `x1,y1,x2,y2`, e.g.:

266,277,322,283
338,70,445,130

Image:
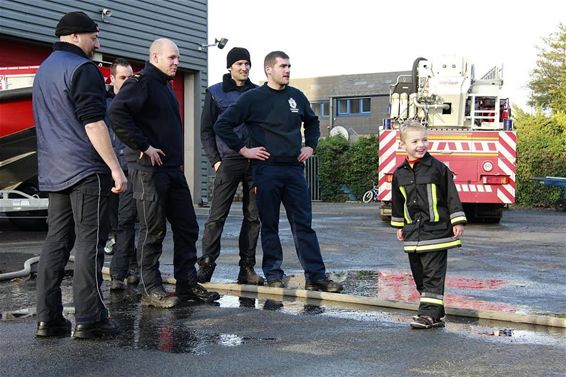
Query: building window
336,97,371,116
311,100,330,118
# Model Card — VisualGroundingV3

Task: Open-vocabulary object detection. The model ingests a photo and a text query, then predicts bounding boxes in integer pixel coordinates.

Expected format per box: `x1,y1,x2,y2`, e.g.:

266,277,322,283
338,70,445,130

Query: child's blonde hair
399,120,426,142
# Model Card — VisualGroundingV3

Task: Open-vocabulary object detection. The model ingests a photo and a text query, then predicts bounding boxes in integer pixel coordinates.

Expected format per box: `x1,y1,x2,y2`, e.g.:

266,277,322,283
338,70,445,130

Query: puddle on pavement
217,293,566,349
104,290,278,354
1,273,564,353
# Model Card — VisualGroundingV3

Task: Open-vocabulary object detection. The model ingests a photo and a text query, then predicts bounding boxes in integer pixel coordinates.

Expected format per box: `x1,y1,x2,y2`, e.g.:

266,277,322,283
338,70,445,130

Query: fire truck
0,65,111,229
378,56,516,223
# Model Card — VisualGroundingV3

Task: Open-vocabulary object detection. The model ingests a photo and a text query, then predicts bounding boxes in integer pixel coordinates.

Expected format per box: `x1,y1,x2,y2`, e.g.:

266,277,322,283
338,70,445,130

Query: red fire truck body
0,65,111,228
378,56,516,222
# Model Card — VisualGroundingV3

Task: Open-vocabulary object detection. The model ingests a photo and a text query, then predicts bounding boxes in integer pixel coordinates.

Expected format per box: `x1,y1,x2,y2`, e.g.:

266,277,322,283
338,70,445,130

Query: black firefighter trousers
36,174,111,325
408,249,447,320
130,168,199,294
200,159,260,267
110,170,138,281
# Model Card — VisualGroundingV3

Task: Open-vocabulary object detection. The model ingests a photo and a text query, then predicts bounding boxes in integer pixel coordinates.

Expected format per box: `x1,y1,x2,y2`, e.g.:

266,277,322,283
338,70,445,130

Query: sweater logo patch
288,97,298,113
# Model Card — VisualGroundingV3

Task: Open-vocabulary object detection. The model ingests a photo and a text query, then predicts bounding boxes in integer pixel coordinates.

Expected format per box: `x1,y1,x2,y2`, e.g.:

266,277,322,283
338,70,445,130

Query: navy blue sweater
108,62,183,169
214,83,320,164
200,73,257,165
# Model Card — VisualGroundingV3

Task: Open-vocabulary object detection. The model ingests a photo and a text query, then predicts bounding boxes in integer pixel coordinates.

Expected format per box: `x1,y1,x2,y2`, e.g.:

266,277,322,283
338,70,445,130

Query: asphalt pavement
0,203,565,376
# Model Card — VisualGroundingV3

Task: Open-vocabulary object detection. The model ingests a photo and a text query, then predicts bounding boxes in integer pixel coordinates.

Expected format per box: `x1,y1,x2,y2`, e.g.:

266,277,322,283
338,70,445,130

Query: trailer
378,56,516,223
530,176,566,212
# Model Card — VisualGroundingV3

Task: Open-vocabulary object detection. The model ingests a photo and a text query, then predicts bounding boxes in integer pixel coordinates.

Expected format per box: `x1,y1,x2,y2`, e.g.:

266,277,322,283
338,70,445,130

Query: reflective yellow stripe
421,297,444,305
404,239,462,252
451,216,467,224
391,220,404,227
431,184,439,222
399,186,411,223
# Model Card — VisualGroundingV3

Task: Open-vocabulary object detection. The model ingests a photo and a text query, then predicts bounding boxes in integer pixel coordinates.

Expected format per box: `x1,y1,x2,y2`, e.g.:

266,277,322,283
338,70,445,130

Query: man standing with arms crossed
109,38,219,308
34,11,127,339
214,51,343,292
198,47,263,285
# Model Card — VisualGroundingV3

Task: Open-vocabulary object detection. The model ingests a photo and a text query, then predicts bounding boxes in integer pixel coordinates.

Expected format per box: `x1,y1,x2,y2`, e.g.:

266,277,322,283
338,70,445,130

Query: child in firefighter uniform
391,120,467,329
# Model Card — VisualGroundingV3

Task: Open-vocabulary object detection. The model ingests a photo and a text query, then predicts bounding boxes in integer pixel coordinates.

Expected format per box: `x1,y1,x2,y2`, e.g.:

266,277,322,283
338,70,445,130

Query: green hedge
515,109,566,207
317,136,378,201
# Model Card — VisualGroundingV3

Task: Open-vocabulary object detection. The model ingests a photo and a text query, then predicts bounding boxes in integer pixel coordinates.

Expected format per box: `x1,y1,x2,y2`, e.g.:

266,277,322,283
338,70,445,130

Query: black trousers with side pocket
201,159,260,267
130,168,199,293
36,173,111,325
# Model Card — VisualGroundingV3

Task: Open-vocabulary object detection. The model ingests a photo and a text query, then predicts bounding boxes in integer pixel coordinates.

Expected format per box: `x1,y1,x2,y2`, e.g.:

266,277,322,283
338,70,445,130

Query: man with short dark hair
198,47,263,285
33,11,127,339
109,38,220,308
214,50,343,293
106,58,139,290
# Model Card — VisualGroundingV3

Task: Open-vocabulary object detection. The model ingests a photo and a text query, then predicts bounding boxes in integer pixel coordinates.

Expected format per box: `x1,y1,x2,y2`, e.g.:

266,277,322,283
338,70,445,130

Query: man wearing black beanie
33,11,126,339
198,47,264,285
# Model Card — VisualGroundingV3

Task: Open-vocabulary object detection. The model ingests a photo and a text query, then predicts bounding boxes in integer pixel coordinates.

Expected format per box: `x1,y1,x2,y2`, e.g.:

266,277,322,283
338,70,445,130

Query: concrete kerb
99,266,566,329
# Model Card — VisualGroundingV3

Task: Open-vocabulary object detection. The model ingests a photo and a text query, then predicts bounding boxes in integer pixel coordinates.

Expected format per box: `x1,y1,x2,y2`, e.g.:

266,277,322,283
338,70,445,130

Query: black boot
197,256,216,283
73,317,120,339
237,265,265,285
305,277,344,293
35,317,72,337
177,282,220,303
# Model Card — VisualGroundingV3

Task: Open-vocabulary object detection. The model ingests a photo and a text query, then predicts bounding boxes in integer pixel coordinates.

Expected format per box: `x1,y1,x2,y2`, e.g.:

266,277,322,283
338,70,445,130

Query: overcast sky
208,0,565,110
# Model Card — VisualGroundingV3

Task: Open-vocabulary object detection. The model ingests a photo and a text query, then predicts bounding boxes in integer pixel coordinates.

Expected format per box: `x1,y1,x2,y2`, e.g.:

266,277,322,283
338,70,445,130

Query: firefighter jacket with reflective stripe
391,152,467,253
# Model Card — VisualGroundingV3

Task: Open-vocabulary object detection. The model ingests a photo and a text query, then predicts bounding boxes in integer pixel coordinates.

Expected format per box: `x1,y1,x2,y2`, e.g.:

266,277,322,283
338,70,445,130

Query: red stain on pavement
446,276,507,290
375,271,517,313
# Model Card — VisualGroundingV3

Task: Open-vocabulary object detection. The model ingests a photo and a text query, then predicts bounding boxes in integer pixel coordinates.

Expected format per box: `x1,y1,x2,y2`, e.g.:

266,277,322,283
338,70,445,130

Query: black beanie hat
226,47,251,68
55,11,99,37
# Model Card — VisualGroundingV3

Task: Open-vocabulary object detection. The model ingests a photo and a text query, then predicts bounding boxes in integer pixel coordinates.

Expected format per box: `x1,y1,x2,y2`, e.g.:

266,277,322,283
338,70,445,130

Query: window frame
336,97,372,117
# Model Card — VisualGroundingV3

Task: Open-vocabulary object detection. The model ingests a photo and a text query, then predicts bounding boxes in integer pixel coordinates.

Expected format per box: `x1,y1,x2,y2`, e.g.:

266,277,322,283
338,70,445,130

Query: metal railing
305,155,321,201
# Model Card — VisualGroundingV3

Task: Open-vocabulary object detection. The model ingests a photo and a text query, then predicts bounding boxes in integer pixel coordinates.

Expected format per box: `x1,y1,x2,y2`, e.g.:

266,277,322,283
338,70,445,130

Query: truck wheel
6,182,48,231
555,199,566,212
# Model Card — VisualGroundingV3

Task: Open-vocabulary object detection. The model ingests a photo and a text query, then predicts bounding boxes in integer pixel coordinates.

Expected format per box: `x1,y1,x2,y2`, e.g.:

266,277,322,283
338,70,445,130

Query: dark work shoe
177,283,220,303
237,266,265,285
305,278,344,293
110,279,126,291
35,317,72,337
410,315,446,329
73,318,119,339
141,288,179,308
267,280,285,288
196,257,216,283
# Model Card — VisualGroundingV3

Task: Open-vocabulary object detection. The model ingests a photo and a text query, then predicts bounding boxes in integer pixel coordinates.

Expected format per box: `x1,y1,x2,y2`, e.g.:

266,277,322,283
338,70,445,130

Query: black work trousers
130,168,199,293
36,174,111,325
110,170,138,280
408,249,447,320
201,159,260,266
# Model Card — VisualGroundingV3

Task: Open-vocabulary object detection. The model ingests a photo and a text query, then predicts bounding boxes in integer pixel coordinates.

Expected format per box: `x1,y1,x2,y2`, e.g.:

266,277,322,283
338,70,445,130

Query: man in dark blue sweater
109,38,219,308
214,51,343,292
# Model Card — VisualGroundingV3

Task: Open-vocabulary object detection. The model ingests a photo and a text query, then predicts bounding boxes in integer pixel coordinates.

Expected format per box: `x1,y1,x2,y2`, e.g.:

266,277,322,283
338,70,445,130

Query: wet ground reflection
106,289,278,354
330,270,521,313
